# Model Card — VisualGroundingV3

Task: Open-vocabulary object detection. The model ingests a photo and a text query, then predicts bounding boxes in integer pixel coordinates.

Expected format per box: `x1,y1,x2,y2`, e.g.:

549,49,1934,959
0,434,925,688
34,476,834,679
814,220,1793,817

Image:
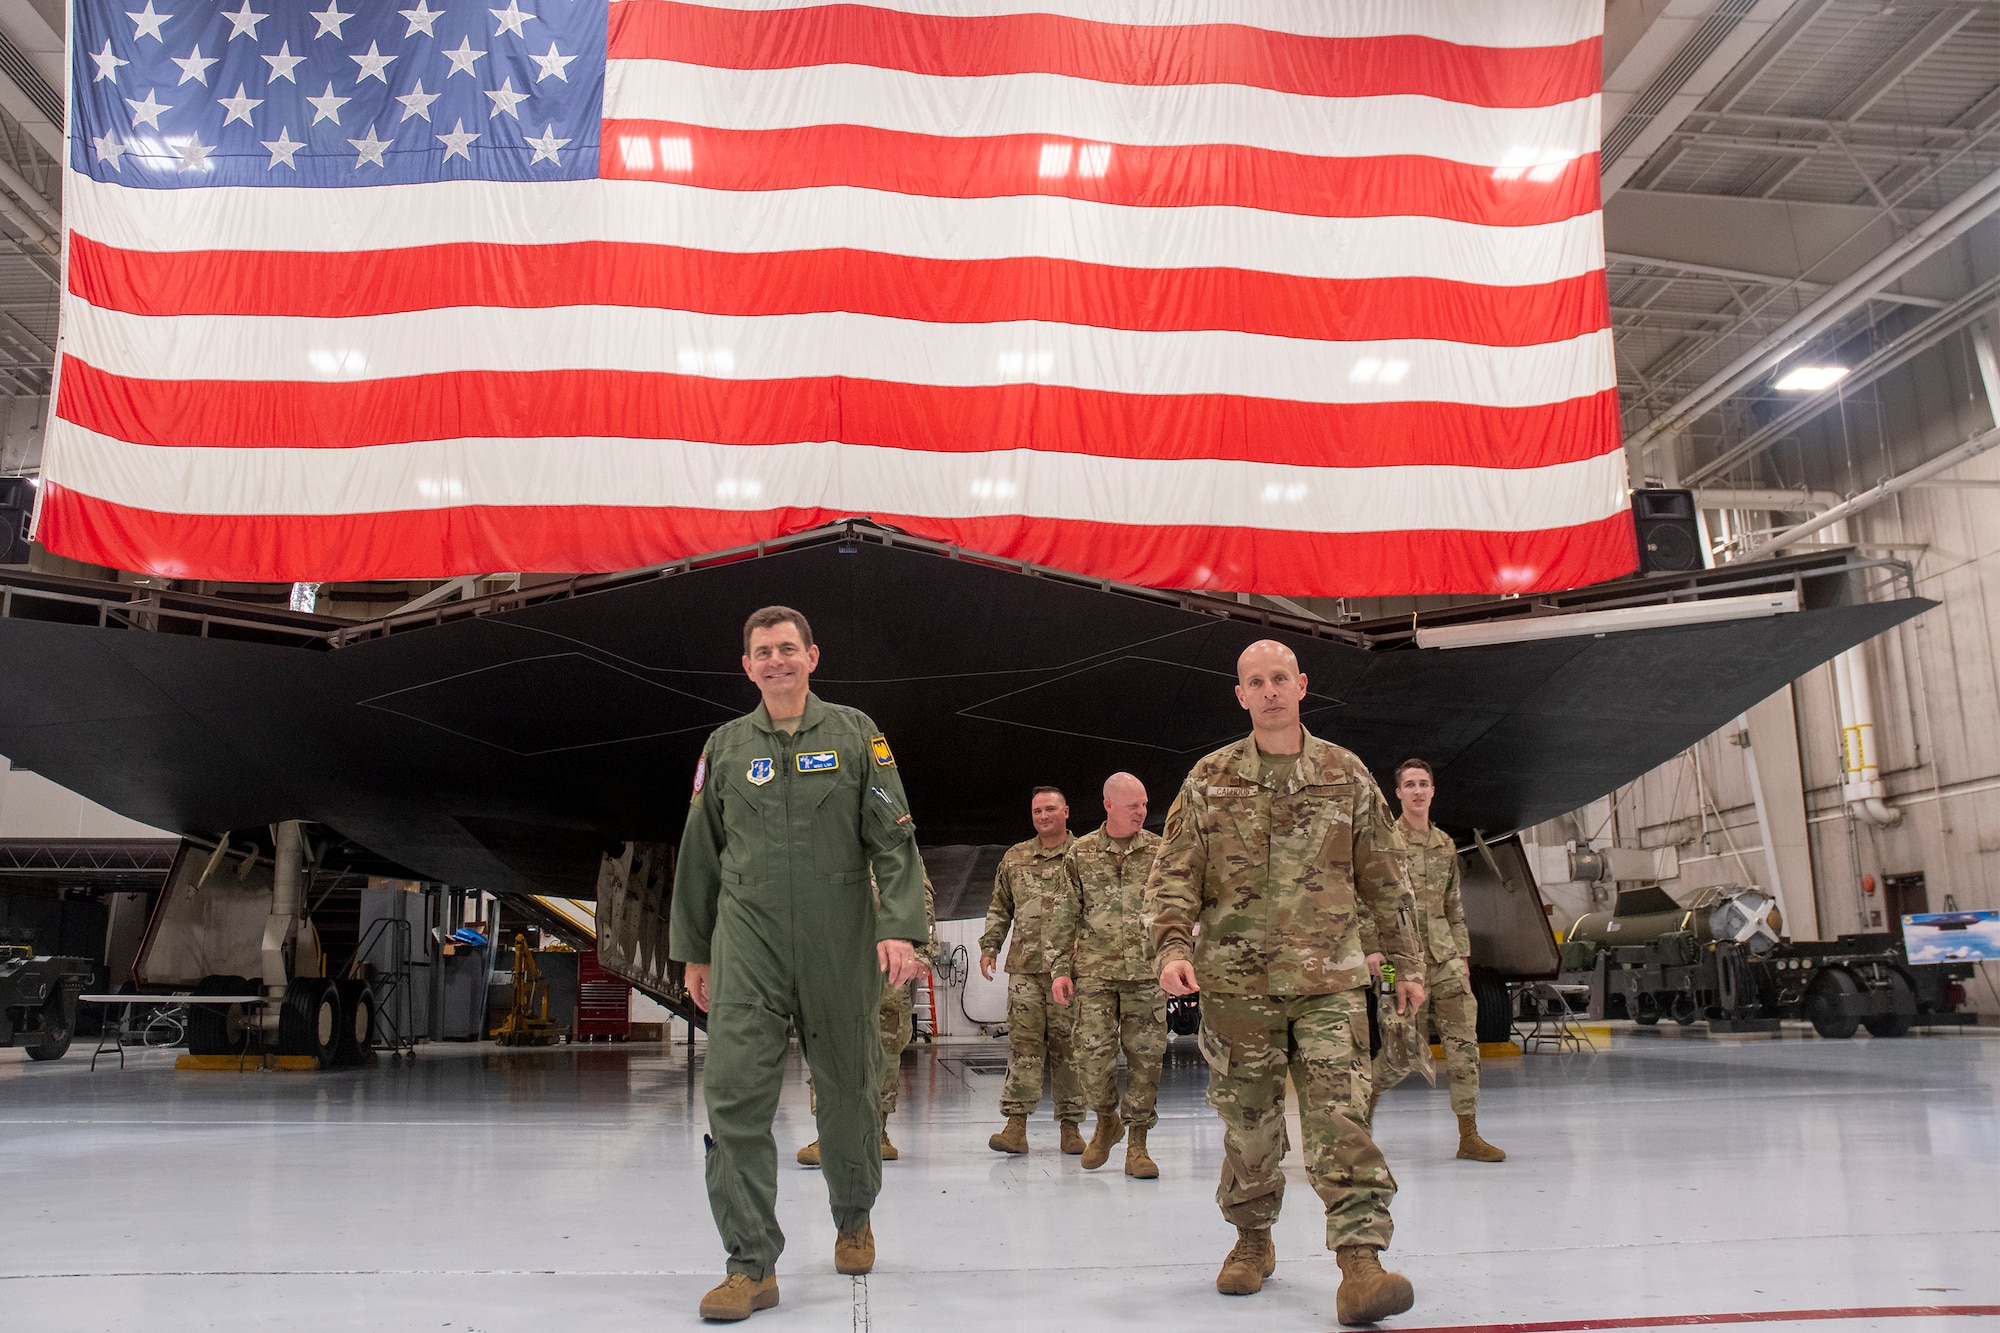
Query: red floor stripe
1379,1306,2000,1333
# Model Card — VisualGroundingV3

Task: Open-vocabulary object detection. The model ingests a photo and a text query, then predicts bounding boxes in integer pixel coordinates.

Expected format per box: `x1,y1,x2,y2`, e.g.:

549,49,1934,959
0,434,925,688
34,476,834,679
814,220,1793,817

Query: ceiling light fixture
1773,365,1849,392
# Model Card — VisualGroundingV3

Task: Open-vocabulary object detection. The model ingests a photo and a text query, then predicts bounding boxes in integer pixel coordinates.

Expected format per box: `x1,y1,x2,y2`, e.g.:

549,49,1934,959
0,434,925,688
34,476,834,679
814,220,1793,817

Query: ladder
915,965,940,1043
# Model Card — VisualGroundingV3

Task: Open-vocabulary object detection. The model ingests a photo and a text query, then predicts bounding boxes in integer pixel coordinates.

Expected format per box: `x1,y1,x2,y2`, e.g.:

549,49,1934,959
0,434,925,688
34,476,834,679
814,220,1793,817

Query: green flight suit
671,693,926,1281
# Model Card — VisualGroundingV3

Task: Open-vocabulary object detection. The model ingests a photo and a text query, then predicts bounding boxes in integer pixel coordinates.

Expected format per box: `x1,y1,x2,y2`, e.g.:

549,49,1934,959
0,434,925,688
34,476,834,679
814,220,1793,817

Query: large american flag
42,0,1632,595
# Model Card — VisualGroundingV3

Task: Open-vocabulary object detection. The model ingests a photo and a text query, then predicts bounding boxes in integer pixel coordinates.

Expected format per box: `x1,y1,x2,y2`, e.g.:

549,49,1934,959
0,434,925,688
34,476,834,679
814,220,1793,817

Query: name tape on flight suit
797,751,839,773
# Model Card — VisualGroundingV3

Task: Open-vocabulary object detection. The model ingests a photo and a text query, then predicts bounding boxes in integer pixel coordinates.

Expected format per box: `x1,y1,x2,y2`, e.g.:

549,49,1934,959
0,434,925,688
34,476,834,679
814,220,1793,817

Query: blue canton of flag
71,0,606,186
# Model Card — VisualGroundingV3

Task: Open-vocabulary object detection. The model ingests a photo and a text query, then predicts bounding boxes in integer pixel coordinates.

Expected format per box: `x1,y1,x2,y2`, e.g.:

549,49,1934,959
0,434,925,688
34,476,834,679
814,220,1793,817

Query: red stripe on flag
607,2,1603,109
66,235,1609,345
34,483,1640,595
595,120,1601,226
56,358,1624,471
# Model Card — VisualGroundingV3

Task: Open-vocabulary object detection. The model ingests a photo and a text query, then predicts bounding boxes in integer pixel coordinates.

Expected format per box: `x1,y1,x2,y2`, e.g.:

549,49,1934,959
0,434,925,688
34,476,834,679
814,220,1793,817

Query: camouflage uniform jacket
1147,728,1420,996
1386,815,1469,966
979,833,1075,974
1049,824,1163,983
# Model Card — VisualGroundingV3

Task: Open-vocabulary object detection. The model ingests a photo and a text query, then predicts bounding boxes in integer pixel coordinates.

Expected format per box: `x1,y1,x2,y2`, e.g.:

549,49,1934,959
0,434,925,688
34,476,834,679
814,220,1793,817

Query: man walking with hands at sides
1369,760,1504,1162
671,606,928,1323
1050,773,1168,1178
980,786,1087,1156
1149,640,1427,1325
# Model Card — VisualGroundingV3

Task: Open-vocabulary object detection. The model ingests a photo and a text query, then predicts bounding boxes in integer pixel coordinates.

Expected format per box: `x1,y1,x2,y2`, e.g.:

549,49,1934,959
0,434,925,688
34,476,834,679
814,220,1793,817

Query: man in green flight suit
672,606,928,1323
1149,639,1426,1325
1368,758,1505,1163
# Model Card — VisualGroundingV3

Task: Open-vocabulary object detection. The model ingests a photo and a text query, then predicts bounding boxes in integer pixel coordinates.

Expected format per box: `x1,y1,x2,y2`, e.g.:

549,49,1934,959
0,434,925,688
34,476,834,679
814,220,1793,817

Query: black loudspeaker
0,477,34,565
1633,488,1704,574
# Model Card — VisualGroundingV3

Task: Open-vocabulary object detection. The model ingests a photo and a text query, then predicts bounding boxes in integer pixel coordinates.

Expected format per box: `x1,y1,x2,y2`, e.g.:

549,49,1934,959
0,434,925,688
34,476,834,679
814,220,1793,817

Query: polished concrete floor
2,1024,1997,1332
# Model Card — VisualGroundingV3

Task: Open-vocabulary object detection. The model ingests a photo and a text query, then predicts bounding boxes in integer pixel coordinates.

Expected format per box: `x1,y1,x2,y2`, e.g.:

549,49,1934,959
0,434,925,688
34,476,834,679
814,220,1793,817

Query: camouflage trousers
1073,978,1169,1130
1001,970,1084,1122
810,978,916,1118
1199,989,1395,1252
1374,958,1479,1116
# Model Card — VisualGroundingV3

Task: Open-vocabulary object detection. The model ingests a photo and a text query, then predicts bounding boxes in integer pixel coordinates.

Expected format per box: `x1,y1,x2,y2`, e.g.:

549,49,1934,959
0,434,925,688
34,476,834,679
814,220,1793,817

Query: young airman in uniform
1368,759,1505,1162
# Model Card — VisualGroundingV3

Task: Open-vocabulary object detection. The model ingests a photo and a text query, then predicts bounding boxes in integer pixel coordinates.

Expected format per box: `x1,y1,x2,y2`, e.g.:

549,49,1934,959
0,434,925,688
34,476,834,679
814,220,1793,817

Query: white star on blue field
72,0,606,186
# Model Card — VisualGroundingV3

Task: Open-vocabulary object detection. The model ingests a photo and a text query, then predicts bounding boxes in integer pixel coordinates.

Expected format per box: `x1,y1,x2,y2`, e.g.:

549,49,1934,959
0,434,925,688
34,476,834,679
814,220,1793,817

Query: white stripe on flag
614,0,1604,48
603,61,1601,165
63,174,1608,287
45,420,1634,531
63,300,1618,407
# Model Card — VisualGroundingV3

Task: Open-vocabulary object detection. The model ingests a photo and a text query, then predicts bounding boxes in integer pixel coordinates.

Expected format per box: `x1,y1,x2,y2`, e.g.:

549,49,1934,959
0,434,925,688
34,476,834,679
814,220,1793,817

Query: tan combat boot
1335,1246,1414,1325
988,1115,1029,1154
1060,1119,1087,1155
796,1139,821,1168
1080,1110,1124,1170
880,1131,899,1161
1456,1113,1506,1162
834,1221,875,1276
1123,1125,1158,1179
698,1272,779,1321
1216,1226,1275,1295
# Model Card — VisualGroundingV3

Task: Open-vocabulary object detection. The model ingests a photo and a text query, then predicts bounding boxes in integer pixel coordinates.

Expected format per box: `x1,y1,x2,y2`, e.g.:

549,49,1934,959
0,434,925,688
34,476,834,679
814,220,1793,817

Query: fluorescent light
1414,591,1799,650
1773,365,1849,392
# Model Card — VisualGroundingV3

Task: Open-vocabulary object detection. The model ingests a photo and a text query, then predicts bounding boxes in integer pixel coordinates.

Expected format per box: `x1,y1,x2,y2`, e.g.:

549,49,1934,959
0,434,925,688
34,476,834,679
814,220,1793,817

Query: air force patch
746,757,775,786
692,755,707,796
797,750,840,773
870,735,895,766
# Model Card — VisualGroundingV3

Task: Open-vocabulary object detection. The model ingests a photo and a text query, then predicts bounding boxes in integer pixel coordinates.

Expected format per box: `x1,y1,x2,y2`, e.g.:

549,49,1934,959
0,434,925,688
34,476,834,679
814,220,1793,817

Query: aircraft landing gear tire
279,978,342,1066
186,975,256,1056
332,980,376,1066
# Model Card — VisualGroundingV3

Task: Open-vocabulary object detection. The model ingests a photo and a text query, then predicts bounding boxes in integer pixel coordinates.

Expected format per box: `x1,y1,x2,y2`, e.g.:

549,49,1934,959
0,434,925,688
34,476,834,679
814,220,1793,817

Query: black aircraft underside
0,527,1929,899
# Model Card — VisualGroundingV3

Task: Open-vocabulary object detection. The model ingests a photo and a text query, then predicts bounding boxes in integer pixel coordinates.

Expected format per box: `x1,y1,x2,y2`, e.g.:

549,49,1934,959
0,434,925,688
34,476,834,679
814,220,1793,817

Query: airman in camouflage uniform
1149,640,1425,1325
1368,760,1504,1163
800,871,939,1166
1049,773,1166,1177
980,786,1086,1155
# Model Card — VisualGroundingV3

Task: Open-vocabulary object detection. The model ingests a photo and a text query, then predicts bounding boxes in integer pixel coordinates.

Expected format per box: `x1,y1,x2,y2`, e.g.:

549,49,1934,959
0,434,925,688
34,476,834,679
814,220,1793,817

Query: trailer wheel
1805,969,1861,1039
1862,971,1915,1039
185,975,256,1056
24,993,74,1061
278,978,342,1066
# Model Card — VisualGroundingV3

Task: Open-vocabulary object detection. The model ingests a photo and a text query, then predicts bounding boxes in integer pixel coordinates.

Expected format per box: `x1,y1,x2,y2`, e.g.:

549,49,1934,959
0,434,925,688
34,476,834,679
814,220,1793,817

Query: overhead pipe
1624,164,2000,457
1693,488,1840,513
0,157,59,235
1748,423,2000,555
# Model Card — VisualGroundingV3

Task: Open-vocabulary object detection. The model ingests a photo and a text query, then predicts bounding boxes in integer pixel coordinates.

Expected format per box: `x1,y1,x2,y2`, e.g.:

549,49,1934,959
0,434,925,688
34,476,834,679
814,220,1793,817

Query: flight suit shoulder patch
691,754,707,797
797,750,839,773
870,735,895,766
